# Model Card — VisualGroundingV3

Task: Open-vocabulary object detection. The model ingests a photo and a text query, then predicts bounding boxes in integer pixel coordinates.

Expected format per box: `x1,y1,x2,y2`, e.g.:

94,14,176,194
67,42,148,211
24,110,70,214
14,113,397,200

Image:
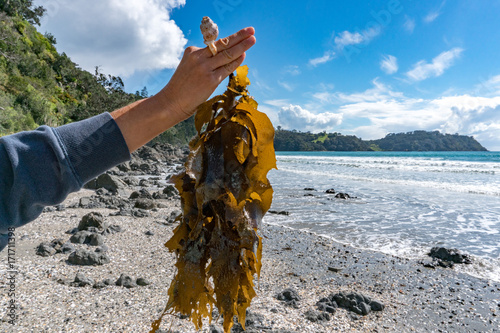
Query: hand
155,27,256,120
111,27,256,153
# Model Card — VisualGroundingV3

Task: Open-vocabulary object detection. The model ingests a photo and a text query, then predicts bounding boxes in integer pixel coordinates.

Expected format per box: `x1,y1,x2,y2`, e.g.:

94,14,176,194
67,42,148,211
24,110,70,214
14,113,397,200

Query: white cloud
309,51,335,67
380,55,398,74
305,80,500,150
424,11,440,23
406,48,463,82
278,81,294,92
403,16,416,33
283,65,301,76
334,27,381,49
278,105,343,132
38,0,187,77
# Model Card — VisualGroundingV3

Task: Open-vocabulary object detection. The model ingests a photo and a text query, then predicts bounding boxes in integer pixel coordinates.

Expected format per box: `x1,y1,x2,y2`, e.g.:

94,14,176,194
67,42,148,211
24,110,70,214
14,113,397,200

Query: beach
1,147,499,332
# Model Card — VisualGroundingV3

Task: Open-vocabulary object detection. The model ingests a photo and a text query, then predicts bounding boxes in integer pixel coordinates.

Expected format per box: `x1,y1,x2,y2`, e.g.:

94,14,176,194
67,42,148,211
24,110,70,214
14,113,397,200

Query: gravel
1,187,499,332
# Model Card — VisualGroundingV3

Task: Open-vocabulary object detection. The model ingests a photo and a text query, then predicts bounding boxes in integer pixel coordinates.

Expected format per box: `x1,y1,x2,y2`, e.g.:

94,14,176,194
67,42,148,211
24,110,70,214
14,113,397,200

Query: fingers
214,53,246,83
204,27,255,58
211,35,256,69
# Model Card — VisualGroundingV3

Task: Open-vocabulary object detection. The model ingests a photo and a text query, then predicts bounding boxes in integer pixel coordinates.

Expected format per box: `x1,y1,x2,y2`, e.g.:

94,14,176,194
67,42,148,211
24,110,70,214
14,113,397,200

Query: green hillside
0,1,195,144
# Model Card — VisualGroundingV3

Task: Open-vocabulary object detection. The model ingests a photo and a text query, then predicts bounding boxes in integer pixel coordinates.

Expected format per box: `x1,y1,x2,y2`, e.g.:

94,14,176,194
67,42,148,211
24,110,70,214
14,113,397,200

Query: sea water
264,151,500,282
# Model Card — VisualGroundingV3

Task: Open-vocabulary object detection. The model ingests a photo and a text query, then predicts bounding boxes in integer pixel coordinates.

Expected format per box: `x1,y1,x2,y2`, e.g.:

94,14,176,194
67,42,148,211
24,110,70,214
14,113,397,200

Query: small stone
335,192,350,199
145,231,154,236
50,238,65,252
136,277,151,286
87,233,104,246
325,188,336,194
94,245,109,253
68,249,110,266
78,212,107,231
163,185,179,198
328,266,342,273
36,242,56,257
134,198,156,210
102,224,122,235
60,242,75,254
116,274,137,288
70,231,92,244
209,324,224,333
65,227,79,235
370,300,385,311
93,281,106,289
276,288,300,302
103,278,114,286
74,273,94,287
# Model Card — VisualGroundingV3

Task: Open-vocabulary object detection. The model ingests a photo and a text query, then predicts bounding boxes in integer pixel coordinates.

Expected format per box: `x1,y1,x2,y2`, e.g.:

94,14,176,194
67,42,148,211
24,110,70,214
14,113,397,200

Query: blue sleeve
0,112,131,250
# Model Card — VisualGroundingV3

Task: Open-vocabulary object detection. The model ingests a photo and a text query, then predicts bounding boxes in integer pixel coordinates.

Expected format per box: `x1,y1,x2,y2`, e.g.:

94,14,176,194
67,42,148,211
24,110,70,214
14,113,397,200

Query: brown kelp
151,65,276,333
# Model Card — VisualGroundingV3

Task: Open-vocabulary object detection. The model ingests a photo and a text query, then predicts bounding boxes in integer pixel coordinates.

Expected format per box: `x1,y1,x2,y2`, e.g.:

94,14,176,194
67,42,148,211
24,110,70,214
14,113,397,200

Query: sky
35,0,500,150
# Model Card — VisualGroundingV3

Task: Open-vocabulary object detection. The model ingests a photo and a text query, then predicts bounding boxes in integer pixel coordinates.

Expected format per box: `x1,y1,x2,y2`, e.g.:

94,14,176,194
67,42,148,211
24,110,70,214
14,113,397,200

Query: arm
112,27,256,152
0,27,256,249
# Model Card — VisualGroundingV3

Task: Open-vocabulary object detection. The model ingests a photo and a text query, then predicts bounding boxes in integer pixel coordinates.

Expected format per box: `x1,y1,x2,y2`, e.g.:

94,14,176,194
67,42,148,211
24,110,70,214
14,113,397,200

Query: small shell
200,16,218,43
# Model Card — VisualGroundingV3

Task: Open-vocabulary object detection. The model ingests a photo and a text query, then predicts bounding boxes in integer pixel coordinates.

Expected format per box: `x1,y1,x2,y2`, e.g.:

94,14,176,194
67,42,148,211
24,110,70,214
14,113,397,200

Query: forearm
111,94,186,153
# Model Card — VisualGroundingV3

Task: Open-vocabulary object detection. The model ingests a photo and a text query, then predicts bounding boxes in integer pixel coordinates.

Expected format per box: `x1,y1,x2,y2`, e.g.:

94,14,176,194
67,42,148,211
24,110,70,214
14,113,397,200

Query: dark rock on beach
78,212,107,231
325,188,336,194
84,173,126,194
276,288,300,308
67,248,110,266
326,292,384,316
36,242,56,257
335,192,351,199
304,309,330,322
115,274,137,288
73,272,94,287
428,247,472,264
268,210,290,216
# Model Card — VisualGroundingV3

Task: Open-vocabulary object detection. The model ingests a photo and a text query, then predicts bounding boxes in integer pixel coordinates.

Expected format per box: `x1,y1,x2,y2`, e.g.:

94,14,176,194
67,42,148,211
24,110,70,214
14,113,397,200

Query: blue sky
37,0,500,150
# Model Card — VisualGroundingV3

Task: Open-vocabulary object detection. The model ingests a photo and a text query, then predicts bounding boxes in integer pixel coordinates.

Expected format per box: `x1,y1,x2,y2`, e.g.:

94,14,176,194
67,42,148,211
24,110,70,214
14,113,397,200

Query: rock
304,188,315,191
304,310,330,322
268,210,290,216
70,231,92,244
84,173,126,193
133,208,151,218
129,189,153,200
103,278,115,286
93,281,107,289
163,185,178,198
36,242,56,257
304,193,314,197
60,242,75,254
78,212,107,231
68,249,110,266
95,188,110,196
328,266,342,273
370,300,385,311
145,231,154,236
87,233,104,246
74,272,94,287
276,288,301,302
325,188,336,194
335,192,350,199
209,324,224,333
115,274,137,288
79,196,104,209
50,238,65,252
325,292,384,316
102,224,123,235
428,247,472,264
123,176,139,186
94,245,109,253
134,199,156,210
139,179,150,187
136,277,151,286
65,227,79,235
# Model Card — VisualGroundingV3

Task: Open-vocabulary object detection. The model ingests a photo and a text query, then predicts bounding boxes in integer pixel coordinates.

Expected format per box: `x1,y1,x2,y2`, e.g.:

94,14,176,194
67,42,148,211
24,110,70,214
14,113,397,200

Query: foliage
0,0,45,25
151,66,276,333
369,130,487,151
274,128,486,151
0,12,195,142
274,128,371,151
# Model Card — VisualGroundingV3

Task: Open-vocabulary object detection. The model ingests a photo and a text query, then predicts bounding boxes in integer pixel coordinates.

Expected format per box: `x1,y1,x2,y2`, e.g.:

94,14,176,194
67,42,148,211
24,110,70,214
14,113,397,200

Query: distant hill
274,128,487,152
0,3,195,144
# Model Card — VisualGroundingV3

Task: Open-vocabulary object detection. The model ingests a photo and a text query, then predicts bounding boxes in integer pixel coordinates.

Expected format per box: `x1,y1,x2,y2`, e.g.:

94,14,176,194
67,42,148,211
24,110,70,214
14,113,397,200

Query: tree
0,0,46,26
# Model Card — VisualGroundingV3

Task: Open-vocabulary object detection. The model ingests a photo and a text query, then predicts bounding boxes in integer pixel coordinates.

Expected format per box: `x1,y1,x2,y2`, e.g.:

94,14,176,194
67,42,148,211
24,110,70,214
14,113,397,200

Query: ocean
264,151,500,282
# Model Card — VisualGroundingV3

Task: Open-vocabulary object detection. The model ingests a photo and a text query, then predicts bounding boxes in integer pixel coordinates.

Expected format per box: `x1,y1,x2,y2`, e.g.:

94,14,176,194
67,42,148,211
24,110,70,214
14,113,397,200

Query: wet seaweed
151,66,276,333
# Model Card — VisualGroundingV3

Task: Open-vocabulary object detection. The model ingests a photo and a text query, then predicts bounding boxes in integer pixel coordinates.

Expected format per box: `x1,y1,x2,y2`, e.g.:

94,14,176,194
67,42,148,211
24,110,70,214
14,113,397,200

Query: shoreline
1,143,499,332
1,189,498,332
